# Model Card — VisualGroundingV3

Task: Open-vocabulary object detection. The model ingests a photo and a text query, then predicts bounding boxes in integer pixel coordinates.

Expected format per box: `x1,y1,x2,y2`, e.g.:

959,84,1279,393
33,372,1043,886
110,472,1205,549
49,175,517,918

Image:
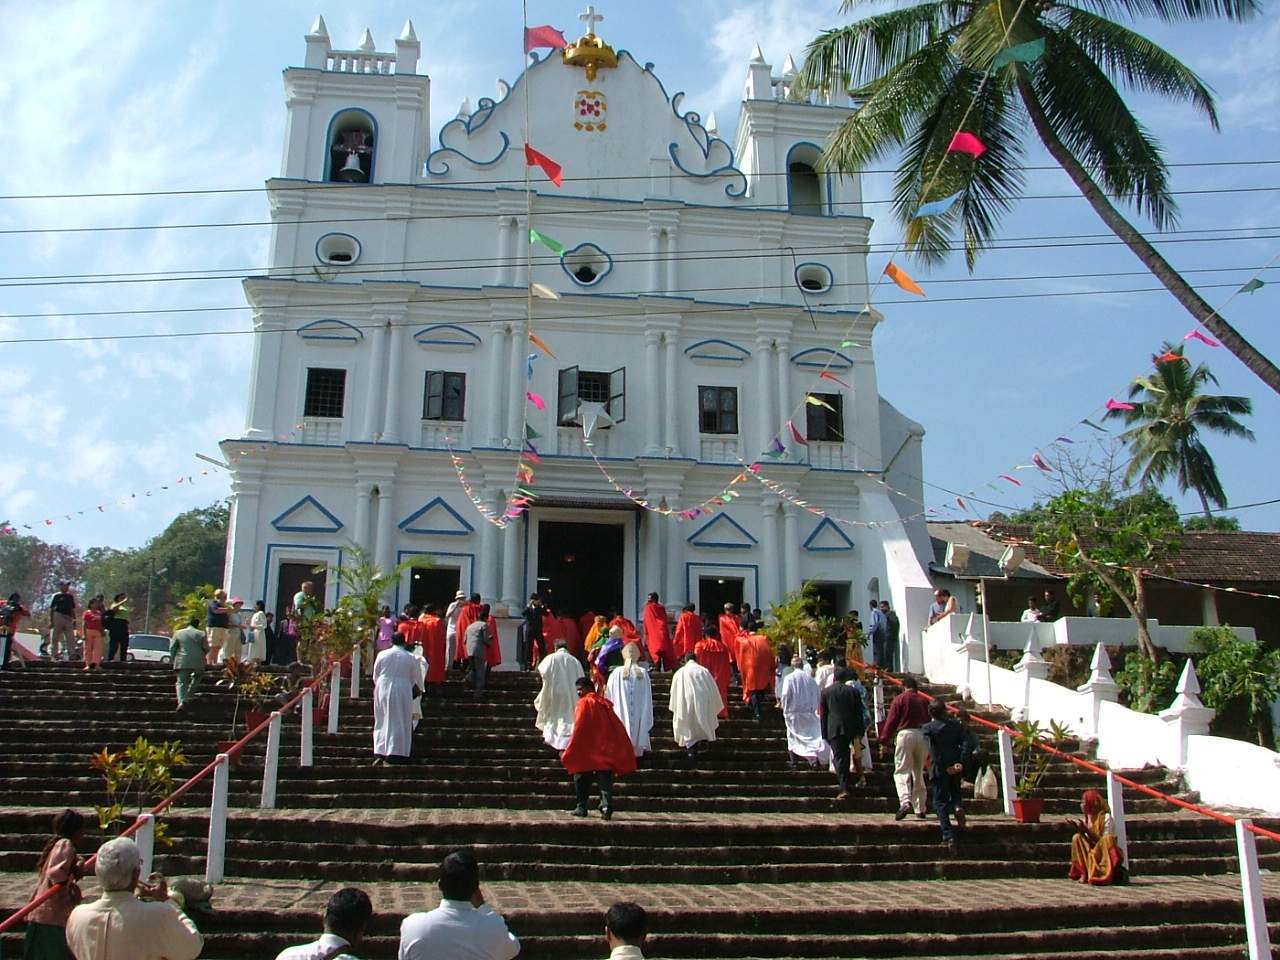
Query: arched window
326,109,377,183
786,143,826,216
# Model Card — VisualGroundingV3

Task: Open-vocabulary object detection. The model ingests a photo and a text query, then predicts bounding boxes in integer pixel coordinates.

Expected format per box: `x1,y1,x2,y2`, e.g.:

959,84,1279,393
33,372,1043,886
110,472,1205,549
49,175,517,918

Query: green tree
1193,625,1280,748
1183,514,1240,531
1029,488,1180,660
799,0,1280,396
1105,345,1254,521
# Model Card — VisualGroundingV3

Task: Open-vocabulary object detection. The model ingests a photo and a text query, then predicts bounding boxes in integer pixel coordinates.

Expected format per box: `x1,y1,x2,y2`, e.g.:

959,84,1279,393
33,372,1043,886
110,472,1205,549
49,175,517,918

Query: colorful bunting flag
1081,418,1108,432
1156,351,1187,364
1054,436,1074,444
530,228,565,255
530,282,561,301
524,143,563,186
947,132,987,158
1032,452,1052,472
526,391,546,410
1239,278,1265,294
1105,398,1136,411
819,370,851,388
805,395,836,411
525,424,541,440
955,496,969,511
839,340,863,348
914,191,963,218
524,24,567,52
992,37,1046,70
884,261,925,296
529,331,558,358
999,474,1022,486
787,420,808,446
1184,329,1220,347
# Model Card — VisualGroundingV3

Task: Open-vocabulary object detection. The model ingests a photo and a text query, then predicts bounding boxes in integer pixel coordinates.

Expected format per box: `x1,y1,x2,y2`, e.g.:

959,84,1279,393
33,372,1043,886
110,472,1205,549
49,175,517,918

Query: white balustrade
299,417,343,445
300,688,314,767
1106,771,1129,874
327,50,397,74
421,421,465,450
1236,819,1273,960
134,814,155,879
996,728,1017,817
350,646,362,698
260,712,282,809
205,756,230,884
327,667,342,734
699,436,740,463
806,441,849,469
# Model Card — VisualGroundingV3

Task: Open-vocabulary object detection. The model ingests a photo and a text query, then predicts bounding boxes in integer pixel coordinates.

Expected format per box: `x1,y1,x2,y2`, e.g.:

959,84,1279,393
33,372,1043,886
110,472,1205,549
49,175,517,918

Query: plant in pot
215,657,260,762
240,672,285,733
1011,719,1074,823
91,737,186,847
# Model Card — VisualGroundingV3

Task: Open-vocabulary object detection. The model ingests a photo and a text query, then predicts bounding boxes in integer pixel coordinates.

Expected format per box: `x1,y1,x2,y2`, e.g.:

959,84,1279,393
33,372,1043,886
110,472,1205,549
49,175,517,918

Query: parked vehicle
127,633,172,664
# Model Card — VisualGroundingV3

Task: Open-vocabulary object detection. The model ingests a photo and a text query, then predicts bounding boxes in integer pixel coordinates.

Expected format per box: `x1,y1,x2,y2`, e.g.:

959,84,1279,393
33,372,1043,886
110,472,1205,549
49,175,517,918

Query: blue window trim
683,338,751,363
791,347,854,370
262,543,344,607
271,494,345,533
560,243,614,287
399,496,476,536
802,516,855,552
793,261,833,295
323,107,378,183
297,319,364,343
686,513,758,549
394,550,475,613
413,324,482,347
315,232,362,265
785,142,833,217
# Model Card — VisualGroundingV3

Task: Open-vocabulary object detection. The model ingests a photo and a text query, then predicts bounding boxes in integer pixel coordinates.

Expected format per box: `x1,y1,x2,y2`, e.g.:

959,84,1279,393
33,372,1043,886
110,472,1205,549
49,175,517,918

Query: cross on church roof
579,5,604,36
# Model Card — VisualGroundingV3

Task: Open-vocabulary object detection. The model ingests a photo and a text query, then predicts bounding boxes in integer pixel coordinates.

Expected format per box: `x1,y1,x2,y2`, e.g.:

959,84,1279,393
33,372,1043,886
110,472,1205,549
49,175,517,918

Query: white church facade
221,12,937,664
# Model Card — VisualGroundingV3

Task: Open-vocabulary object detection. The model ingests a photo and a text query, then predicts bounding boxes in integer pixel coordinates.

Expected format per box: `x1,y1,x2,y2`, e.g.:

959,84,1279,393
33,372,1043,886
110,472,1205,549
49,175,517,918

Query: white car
127,634,172,664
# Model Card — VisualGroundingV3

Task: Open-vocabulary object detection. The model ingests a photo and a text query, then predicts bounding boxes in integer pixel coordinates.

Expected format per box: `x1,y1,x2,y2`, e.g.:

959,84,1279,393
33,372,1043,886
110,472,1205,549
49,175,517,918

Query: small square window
303,368,346,419
577,371,611,404
805,392,843,442
424,371,466,421
699,386,739,435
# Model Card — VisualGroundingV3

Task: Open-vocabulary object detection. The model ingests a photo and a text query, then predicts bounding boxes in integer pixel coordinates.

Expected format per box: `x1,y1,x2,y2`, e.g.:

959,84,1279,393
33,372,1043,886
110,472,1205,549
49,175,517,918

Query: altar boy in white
372,632,421,764
779,656,831,767
534,640,584,749
605,642,653,759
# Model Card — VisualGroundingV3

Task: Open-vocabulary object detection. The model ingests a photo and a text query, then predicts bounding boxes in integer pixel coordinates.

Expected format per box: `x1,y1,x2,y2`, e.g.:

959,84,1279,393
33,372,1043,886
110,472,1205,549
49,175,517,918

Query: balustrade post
996,728,1017,817
327,666,342,734
259,712,282,809
301,689,314,767
134,814,155,879
1236,819,1273,960
205,755,230,884
1105,771,1130,874
350,646,361,699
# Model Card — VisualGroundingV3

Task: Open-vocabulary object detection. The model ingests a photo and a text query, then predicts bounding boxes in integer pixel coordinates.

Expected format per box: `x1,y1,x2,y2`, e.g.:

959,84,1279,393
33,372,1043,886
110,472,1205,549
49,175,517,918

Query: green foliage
215,658,285,737
298,545,419,668
171,584,217,634
1183,514,1241,531
0,534,84,614
1011,719,1073,797
90,737,186,847
1193,625,1280,747
1115,649,1180,713
762,583,843,658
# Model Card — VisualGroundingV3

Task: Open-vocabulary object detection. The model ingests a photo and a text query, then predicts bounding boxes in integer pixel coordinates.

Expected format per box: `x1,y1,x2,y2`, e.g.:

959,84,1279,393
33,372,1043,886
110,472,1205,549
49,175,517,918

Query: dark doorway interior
810,581,851,621
276,562,328,624
698,576,744,620
537,521,624,619
409,566,461,613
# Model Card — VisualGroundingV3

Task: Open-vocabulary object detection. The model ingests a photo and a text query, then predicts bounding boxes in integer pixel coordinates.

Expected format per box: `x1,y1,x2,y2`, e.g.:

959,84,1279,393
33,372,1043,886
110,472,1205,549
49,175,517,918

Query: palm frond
1058,0,1258,25
800,4,965,94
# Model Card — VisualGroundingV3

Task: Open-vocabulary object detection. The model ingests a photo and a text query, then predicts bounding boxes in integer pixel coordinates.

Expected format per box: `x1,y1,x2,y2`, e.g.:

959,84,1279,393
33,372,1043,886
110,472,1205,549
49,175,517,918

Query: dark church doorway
698,576,744,620
408,565,461,613
536,521,624,620
276,562,327,624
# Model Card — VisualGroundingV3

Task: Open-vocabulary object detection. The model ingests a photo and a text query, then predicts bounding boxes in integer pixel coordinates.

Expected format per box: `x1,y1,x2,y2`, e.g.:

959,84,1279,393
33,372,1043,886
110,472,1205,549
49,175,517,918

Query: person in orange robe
485,613,503,668
641,593,674,671
693,630,733,719
560,614,584,659
717,604,742,666
560,676,637,819
453,594,482,665
737,632,777,721
418,603,447,684
672,603,703,660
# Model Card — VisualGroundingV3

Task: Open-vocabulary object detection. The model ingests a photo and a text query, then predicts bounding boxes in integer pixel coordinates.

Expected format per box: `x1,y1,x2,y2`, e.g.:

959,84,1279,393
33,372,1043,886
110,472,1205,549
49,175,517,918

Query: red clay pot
1012,797,1044,823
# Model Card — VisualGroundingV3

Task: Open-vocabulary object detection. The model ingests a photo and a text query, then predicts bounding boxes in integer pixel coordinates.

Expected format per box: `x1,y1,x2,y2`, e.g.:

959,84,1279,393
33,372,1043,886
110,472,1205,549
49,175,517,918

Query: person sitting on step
1067,789,1126,885
604,901,648,960
399,851,520,960
275,887,372,959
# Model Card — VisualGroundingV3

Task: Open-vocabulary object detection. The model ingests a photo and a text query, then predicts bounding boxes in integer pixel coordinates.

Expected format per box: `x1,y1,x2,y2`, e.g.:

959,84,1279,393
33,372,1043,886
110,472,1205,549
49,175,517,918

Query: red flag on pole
524,143,563,186
524,25,567,52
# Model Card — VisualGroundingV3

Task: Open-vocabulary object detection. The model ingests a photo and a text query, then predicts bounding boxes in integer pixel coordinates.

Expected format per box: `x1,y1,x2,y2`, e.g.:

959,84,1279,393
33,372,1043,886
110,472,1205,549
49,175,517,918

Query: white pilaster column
642,514,662,599
776,339,793,457
755,337,776,459
225,467,263,601
353,482,373,554
496,216,514,286
662,335,679,455
663,501,683,606
479,492,500,601
760,496,782,608
647,226,662,293
361,320,389,441
244,311,285,438
375,482,397,578
486,325,509,445
381,321,407,444
1200,587,1220,626
782,503,801,596
516,218,530,288
501,517,523,611
643,329,662,455
664,227,678,294
507,321,527,444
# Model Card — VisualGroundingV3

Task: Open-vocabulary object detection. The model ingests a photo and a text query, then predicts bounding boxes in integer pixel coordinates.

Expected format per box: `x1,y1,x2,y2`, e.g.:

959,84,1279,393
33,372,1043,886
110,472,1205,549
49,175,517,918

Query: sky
2,0,1278,552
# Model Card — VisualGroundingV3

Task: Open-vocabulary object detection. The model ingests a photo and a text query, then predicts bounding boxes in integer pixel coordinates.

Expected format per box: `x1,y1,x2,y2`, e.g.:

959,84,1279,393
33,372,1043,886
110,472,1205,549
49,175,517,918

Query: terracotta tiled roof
929,522,1280,585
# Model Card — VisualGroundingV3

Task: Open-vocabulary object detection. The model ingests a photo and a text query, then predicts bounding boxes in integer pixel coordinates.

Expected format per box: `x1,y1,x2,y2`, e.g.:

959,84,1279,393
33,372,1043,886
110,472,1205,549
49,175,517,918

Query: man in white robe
605,642,653,758
409,636,428,727
669,652,724,758
372,633,420,764
779,656,831,767
534,640,584,749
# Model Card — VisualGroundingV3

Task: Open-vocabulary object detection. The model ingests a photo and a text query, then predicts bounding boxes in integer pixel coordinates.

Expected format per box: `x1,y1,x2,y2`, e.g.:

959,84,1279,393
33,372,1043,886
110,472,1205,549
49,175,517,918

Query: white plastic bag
974,766,999,800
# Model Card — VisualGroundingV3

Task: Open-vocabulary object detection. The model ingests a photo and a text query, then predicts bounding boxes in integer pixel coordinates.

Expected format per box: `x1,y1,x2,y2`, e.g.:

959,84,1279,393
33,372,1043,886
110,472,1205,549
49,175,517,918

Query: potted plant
1010,719,1073,823
241,672,285,732
91,737,186,847
215,657,259,762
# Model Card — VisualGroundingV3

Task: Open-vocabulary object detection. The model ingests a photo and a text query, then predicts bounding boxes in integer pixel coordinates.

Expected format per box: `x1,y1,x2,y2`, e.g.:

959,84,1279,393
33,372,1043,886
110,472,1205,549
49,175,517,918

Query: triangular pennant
839,339,863,349
999,474,1022,486
914,191,963,219
530,282,561,301
525,424,542,440
529,228,565,255
529,331,558,358
1081,418,1108,432
787,420,808,446
884,261,925,296
526,353,536,379
524,24,567,52
1032,452,1053,472
819,370,851,388
1105,398,1135,411
1156,351,1187,364
524,143,563,186
992,37,1046,70
947,132,987,157
526,390,547,410
1184,329,1220,347
1239,278,1265,294
1054,436,1075,443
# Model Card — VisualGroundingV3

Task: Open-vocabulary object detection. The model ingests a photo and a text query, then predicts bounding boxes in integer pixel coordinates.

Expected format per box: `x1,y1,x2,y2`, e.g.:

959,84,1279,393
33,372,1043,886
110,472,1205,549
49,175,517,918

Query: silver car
127,633,172,664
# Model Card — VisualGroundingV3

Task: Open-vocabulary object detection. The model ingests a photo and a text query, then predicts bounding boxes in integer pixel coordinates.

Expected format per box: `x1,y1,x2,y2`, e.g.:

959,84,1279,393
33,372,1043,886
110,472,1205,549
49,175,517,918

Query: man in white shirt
276,887,372,960
399,851,519,960
604,901,648,960
65,837,203,960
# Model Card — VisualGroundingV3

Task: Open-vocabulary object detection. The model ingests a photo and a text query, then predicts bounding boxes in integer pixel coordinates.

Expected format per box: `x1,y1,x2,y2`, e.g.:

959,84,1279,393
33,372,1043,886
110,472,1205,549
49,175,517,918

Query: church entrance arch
527,507,637,621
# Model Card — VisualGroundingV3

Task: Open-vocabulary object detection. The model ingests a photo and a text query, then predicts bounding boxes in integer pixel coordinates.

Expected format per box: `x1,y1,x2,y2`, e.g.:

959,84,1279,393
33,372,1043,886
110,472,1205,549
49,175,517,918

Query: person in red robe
577,610,596,641
485,613,503,668
672,603,703,660
453,594,482,665
718,604,742,667
737,632,777,721
419,604,447,684
693,630,733,719
542,607,565,652
609,614,640,642
560,676,636,819
560,615,584,659
641,593,674,671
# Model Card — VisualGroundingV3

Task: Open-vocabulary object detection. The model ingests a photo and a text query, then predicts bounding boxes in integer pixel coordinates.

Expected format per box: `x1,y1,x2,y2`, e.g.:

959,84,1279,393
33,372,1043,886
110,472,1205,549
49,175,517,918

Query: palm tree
799,0,1280,396
1105,344,1254,519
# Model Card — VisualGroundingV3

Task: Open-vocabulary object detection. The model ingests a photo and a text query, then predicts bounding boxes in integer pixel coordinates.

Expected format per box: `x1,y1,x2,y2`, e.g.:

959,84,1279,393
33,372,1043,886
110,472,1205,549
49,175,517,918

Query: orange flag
528,331,558,358
884,261,925,296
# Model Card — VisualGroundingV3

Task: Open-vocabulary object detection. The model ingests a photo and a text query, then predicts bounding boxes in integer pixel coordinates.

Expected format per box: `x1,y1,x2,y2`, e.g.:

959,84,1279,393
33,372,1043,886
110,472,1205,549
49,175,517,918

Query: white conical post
259,711,282,809
134,814,155,879
300,688,314,767
205,755,230,884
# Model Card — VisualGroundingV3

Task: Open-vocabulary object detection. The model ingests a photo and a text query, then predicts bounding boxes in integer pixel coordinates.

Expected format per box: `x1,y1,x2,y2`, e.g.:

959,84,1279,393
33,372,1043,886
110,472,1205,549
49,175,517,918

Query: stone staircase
0,661,1276,959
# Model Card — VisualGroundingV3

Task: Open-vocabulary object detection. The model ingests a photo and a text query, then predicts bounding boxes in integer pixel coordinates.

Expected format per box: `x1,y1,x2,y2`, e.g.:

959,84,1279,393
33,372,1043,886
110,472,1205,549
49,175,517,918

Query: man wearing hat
444,590,466,665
